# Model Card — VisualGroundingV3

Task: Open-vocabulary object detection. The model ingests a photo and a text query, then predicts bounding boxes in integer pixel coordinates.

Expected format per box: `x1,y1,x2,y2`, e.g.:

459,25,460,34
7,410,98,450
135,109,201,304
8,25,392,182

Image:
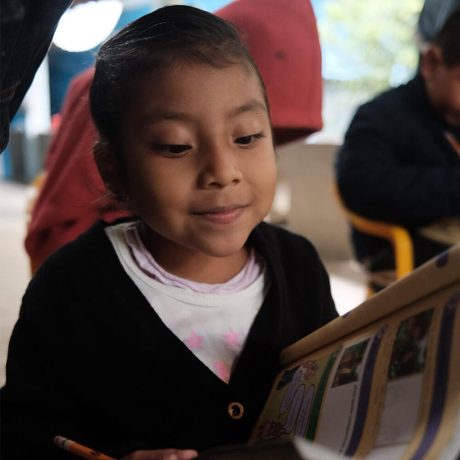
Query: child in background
1,6,337,460
336,7,460,290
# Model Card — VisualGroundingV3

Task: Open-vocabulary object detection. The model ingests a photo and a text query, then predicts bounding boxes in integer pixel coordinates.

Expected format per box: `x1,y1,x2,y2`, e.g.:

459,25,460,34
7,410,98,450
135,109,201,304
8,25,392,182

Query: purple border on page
345,327,386,456
411,293,460,460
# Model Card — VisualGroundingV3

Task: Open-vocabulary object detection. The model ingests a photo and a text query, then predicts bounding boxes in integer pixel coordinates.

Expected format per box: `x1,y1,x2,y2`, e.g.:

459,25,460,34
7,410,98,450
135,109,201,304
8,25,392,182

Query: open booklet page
250,243,460,460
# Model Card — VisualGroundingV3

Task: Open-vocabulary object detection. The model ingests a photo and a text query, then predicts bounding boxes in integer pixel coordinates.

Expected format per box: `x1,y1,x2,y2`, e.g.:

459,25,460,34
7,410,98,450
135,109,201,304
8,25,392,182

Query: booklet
201,243,460,459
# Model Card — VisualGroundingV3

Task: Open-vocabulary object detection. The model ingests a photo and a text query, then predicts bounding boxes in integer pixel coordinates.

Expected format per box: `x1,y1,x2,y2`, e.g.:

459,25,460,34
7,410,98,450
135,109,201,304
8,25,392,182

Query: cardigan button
227,401,244,419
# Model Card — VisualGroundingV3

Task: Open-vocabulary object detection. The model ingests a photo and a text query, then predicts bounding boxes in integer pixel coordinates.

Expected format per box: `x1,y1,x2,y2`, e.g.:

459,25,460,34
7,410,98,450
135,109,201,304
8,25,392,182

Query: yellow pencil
54,435,117,460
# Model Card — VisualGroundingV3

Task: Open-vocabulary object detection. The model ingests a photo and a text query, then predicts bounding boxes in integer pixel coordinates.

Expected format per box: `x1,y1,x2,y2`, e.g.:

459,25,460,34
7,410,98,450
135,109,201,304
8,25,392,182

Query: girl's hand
121,448,198,460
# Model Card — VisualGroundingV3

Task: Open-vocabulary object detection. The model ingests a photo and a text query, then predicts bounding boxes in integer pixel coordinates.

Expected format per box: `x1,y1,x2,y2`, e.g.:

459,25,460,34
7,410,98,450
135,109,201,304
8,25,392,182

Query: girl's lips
193,205,247,224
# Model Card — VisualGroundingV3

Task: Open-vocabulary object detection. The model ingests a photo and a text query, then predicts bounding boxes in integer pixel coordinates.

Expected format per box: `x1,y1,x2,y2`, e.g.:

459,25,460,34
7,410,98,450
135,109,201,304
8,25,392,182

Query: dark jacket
0,0,72,151
336,75,460,269
1,220,337,459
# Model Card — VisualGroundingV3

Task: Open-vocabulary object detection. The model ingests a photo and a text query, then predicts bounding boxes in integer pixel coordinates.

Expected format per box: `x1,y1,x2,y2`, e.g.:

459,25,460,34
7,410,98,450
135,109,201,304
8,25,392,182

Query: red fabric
216,0,323,143
24,68,129,269
25,1,323,270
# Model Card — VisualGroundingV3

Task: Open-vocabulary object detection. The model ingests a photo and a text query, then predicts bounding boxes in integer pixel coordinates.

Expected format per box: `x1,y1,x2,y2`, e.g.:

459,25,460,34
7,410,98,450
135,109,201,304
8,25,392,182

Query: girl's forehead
132,61,266,104
122,62,270,130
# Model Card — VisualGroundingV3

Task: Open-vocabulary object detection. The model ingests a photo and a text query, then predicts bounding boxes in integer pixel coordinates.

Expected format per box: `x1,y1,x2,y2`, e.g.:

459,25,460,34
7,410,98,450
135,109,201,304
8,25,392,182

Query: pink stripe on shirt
123,223,263,294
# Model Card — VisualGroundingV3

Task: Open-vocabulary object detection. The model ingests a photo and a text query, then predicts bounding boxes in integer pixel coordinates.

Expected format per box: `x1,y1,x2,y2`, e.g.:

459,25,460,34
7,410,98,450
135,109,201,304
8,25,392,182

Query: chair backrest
333,184,414,280
274,141,354,261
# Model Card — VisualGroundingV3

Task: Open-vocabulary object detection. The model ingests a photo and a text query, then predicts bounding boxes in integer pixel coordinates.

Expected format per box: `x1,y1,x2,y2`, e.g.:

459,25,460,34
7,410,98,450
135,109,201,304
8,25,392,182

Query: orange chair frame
334,185,414,280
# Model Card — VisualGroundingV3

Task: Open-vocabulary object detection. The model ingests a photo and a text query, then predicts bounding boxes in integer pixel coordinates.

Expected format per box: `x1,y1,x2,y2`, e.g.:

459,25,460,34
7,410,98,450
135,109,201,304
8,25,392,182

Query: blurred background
0,0,426,385
1,0,424,183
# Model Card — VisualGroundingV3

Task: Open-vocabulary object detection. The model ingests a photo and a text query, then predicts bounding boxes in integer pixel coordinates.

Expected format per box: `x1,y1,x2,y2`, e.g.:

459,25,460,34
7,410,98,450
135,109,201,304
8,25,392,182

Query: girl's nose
197,146,243,189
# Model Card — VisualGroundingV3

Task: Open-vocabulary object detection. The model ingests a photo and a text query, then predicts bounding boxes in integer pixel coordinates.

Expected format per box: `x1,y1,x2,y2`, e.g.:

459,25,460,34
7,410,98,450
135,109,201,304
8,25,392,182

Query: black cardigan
1,220,337,460
336,75,460,268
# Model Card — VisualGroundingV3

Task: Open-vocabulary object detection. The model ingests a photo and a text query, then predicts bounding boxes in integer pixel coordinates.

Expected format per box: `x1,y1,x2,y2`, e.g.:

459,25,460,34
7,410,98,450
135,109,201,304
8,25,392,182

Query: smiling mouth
192,205,247,224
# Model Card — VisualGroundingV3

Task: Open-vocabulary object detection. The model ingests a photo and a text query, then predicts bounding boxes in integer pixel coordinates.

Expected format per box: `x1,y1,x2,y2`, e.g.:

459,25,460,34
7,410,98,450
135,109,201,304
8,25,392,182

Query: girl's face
117,62,276,278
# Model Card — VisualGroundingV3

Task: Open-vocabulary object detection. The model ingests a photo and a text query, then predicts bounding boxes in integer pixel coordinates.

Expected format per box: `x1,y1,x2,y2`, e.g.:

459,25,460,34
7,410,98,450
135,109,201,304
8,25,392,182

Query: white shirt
106,222,268,382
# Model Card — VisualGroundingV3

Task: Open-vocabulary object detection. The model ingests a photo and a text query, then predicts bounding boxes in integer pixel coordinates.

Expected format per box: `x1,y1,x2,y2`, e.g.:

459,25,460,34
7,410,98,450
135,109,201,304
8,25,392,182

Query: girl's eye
235,132,265,147
152,144,191,156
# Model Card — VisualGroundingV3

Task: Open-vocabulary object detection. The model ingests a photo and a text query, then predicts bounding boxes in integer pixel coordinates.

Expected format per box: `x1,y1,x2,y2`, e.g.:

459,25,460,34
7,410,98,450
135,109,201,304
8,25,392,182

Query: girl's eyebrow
140,99,267,126
227,99,268,119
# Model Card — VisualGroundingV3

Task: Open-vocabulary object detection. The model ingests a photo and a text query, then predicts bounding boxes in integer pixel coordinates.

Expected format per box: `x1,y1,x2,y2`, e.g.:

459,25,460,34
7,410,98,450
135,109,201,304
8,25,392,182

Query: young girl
1,6,337,460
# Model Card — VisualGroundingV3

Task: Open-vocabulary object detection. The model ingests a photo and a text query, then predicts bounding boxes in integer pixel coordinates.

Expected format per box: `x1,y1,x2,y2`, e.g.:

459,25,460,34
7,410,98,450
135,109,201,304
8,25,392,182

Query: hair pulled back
89,5,266,148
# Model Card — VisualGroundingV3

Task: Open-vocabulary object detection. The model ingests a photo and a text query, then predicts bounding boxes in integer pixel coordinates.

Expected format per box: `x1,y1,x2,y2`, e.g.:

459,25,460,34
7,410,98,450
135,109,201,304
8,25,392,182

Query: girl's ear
420,45,443,81
93,141,128,201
